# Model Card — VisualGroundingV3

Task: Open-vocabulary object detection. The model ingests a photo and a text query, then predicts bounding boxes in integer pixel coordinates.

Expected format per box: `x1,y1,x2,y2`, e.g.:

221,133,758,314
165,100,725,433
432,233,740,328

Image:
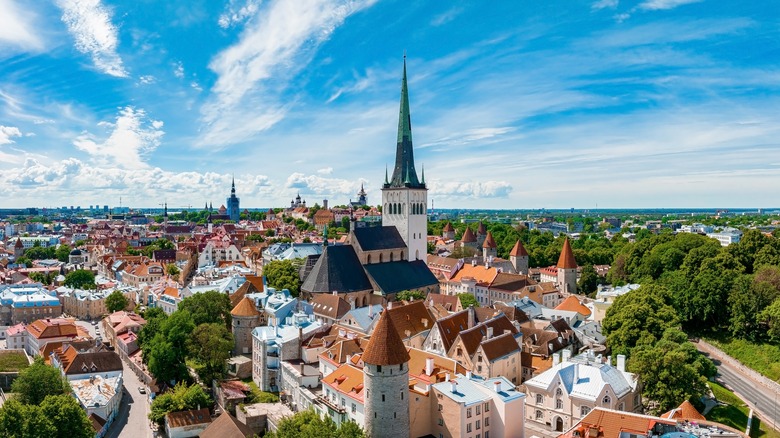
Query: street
696,344,780,432
104,357,152,438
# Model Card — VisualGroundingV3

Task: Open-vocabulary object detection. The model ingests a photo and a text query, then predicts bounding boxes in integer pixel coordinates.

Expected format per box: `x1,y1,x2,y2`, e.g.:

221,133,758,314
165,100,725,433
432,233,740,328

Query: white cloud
72,107,164,169
0,126,23,145
639,0,703,10
200,0,378,147
173,61,184,78
0,0,44,51
428,180,513,199
431,6,464,27
285,172,365,199
191,81,203,92
218,0,262,28
317,167,333,175
139,75,156,85
592,0,619,9
420,127,515,149
56,0,127,77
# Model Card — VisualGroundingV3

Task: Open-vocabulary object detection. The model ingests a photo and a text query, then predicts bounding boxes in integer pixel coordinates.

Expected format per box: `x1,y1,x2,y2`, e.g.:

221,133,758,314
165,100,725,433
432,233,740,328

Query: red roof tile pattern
361,310,410,366
662,400,706,421
557,238,578,269
509,240,529,257
482,231,497,249
461,227,477,243
231,297,261,317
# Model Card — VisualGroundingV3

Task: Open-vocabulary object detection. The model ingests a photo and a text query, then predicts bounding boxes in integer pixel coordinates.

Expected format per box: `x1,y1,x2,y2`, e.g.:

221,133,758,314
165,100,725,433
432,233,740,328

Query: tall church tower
227,177,240,222
382,57,428,261
362,310,410,438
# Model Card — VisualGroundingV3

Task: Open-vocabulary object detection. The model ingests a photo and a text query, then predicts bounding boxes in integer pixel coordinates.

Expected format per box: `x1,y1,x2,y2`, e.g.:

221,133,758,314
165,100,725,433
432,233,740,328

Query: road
697,345,780,431
104,356,153,438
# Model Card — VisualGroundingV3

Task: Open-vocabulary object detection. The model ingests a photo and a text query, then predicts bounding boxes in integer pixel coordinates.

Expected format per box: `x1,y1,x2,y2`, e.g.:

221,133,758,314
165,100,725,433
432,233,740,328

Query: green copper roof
388,57,424,189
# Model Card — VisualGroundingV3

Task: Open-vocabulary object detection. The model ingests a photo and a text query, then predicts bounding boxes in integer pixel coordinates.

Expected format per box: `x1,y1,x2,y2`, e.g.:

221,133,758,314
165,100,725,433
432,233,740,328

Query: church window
367,254,372,264
379,254,383,263
390,253,394,262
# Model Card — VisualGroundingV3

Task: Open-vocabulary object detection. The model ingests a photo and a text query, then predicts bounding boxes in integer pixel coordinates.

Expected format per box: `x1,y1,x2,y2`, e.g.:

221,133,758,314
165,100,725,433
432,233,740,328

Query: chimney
617,354,626,372
466,370,473,379
562,349,571,362
472,259,477,267
422,318,428,328
467,306,475,329
445,372,450,383
425,357,435,376
552,352,560,367
607,355,612,366
388,301,393,310
573,363,579,383
486,326,494,339
333,290,338,295
493,380,501,393
450,380,458,393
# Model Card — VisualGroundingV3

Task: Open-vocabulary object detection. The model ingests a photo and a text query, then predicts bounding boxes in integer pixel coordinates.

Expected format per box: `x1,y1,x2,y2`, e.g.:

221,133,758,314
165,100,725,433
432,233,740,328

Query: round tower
509,239,530,275
231,297,261,355
362,310,410,438
557,238,578,294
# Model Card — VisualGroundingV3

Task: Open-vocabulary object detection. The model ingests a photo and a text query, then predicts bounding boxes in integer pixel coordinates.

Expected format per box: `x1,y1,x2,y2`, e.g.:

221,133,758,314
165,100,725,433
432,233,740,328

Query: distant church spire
231,176,236,195
386,56,423,189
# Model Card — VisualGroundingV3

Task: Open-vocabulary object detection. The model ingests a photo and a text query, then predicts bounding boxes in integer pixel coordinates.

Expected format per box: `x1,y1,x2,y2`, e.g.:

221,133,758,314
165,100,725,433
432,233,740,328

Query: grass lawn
704,335,780,383
707,381,780,438
0,351,29,372
244,380,279,404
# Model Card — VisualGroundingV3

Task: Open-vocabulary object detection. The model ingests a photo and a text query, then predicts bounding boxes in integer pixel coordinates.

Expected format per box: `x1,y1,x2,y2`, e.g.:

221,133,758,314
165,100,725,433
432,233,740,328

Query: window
602,395,611,405
485,417,489,427
438,404,443,412
467,408,472,418
467,423,472,433
556,388,563,397
476,405,481,415
341,398,345,407
352,403,356,413
377,365,382,372
581,406,591,416
618,402,624,411
484,402,490,412
536,410,544,420
485,432,490,438
476,420,481,430
536,394,543,405
556,399,563,409
438,418,443,426
401,390,404,400
382,394,385,402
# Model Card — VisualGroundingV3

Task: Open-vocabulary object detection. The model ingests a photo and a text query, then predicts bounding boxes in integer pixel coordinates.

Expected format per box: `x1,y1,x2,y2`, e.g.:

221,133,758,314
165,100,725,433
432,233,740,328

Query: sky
0,0,779,210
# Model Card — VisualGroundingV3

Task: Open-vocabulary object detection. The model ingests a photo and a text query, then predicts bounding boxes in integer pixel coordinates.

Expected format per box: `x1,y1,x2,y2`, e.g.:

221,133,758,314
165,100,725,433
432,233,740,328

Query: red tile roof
461,227,476,243
361,310,410,366
482,231,497,249
557,238,577,269
509,239,529,257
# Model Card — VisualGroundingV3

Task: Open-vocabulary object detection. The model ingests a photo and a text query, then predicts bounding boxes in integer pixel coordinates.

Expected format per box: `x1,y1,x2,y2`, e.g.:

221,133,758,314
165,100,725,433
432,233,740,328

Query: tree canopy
458,293,479,309
187,323,234,384
396,290,426,301
64,269,96,290
178,290,232,327
105,290,129,313
264,259,302,297
267,409,365,438
149,382,212,425
11,357,70,405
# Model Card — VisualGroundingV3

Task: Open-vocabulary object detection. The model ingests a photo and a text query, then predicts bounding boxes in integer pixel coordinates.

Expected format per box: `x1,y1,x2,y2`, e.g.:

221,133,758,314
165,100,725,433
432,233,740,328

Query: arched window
379,253,383,263
602,395,611,405
367,254,372,264
389,252,394,262
535,394,543,404
536,410,544,420
581,406,591,416
556,388,563,397
556,399,563,409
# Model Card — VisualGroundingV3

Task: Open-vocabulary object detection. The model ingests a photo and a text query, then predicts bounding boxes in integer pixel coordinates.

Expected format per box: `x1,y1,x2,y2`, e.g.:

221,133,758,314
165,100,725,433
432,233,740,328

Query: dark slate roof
301,245,373,294
363,260,438,295
352,226,407,251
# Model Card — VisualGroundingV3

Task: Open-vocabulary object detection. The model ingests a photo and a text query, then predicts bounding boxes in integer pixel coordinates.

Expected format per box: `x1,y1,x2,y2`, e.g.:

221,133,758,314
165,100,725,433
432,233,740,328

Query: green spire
389,55,422,188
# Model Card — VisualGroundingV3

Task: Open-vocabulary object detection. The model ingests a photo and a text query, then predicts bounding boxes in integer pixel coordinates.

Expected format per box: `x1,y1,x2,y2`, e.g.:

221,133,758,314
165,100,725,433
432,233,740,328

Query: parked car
138,387,146,394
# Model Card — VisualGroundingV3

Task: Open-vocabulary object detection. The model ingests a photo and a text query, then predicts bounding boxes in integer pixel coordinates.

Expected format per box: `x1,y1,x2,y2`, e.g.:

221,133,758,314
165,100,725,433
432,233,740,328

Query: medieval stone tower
557,237,578,294
382,57,428,262
509,239,530,275
231,296,262,355
482,231,497,260
362,310,410,438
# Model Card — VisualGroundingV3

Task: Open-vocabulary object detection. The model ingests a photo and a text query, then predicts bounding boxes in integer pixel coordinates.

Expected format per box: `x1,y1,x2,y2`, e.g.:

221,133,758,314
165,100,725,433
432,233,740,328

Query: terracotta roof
477,222,487,235
662,400,706,421
407,348,464,384
482,231,497,249
565,408,676,438
557,238,578,269
434,310,470,354
450,263,498,285
166,408,212,429
230,297,261,317
386,301,433,340
200,411,254,438
455,315,517,357
479,332,521,362
27,318,78,340
311,294,351,320
490,272,534,291
322,363,366,402
427,293,459,311
461,227,477,243
361,310,410,366
509,240,529,257
442,222,455,233
88,413,106,432
555,295,591,316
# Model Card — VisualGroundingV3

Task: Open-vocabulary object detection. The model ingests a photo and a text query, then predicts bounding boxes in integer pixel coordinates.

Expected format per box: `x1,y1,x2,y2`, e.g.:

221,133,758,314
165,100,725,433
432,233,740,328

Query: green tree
55,244,72,263
15,257,32,268
577,264,603,296
64,269,96,290
166,263,180,276
268,409,365,438
188,323,234,383
602,284,679,357
264,259,302,297
729,269,780,340
0,399,57,438
629,328,716,414
11,358,70,405
396,290,426,301
760,297,780,342
458,293,479,309
23,246,54,261
28,271,53,285
40,395,95,438
138,307,167,348
178,290,232,327
149,382,212,425
105,290,129,313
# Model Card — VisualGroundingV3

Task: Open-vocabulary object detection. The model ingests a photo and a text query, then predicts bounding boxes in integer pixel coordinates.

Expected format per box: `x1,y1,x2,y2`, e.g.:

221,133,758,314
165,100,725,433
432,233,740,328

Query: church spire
231,176,236,195
388,55,422,188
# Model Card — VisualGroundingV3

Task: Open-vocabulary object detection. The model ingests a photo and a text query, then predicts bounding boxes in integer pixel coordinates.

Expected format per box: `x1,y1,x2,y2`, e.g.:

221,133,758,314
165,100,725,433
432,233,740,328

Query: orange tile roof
27,318,78,340
450,263,499,285
442,222,454,233
231,297,261,317
509,239,529,257
555,295,591,316
362,310,410,366
461,227,476,243
662,400,706,421
564,408,676,438
322,363,366,402
557,238,577,269
482,231,497,249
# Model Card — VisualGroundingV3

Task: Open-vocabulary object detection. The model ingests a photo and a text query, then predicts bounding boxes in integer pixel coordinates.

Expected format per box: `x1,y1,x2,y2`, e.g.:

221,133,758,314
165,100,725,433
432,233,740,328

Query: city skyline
1,0,779,209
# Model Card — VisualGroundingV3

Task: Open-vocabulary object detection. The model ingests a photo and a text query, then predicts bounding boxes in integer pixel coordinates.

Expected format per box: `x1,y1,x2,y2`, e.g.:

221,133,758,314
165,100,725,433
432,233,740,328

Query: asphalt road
702,352,780,431
104,358,153,438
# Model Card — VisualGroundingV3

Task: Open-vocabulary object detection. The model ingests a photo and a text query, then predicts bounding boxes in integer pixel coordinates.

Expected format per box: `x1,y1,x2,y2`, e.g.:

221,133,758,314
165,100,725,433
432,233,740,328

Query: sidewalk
696,339,780,395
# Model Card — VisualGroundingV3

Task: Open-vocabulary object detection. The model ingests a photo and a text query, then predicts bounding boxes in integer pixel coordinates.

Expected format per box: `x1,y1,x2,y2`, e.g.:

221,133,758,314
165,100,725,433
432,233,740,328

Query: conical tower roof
509,240,529,257
231,297,261,317
482,231,497,249
362,309,410,366
461,227,477,243
442,222,454,233
477,221,487,235
557,238,577,269
14,238,23,249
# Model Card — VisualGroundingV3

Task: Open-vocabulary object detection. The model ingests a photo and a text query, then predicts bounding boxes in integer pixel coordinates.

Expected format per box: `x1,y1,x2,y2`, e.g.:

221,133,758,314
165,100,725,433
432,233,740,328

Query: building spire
421,163,425,185
388,55,421,188
231,175,236,195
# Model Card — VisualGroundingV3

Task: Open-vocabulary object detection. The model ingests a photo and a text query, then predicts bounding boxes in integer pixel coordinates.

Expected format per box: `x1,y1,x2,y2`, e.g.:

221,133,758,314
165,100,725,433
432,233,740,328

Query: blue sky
1,0,779,209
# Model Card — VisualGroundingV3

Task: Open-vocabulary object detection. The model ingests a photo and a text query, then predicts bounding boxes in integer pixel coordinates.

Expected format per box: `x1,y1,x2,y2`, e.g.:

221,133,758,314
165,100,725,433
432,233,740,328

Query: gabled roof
479,332,521,362
509,240,529,257
166,408,212,429
482,231,497,249
361,309,410,366
386,300,433,339
557,238,578,269
27,318,78,340
351,226,407,251
301,245,373,294
662,400,706,421
490,272,533,291
311,294,351,320
231,297,261,317
200,411,254,438
434,310,470,353
477,222,487,235
363,260,438,295
454,315,517,357
555,295,591,317
322,363,366,403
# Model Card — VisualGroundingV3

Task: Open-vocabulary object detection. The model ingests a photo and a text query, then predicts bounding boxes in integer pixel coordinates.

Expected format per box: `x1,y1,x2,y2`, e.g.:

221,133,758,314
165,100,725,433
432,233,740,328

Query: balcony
316,395,346,414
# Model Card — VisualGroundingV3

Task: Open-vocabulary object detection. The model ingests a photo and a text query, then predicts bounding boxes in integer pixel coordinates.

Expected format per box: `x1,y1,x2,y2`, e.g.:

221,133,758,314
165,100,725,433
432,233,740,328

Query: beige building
61,288,136,321
524,351,641,436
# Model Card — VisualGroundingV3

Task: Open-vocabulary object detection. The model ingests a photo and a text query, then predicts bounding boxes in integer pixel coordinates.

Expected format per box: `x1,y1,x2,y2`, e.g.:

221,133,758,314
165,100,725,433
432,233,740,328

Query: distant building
227,178,240,223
